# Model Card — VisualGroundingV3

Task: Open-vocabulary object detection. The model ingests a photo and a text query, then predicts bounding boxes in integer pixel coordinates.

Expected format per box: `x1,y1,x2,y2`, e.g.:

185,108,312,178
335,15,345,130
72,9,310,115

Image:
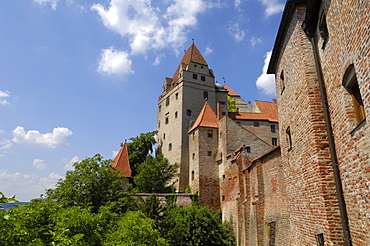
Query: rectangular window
343,65,366,125
165,117,169,124
207,151,212,156
193,74,197,80
201,76,205,81
165,96,170,106
203,91,208,99
272,138,277,146
187,109,192,116
246,146,251,153
175,93,178,100
254,122,259,127
159,105,161,112
270,125,276,132
192,171,194,180
207,130,213,138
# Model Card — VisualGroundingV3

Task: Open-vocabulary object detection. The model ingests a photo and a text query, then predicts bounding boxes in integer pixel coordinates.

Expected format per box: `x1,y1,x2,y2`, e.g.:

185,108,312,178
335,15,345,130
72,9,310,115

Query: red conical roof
112,142,132,178
188,102,218,133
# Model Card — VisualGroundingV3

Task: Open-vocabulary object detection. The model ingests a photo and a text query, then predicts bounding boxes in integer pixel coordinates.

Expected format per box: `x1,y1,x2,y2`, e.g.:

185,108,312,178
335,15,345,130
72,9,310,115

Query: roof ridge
188,102,218,133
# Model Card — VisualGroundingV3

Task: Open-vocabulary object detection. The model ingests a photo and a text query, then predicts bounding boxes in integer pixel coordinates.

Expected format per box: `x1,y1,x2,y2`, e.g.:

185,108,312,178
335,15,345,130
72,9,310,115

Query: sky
0,0,283,201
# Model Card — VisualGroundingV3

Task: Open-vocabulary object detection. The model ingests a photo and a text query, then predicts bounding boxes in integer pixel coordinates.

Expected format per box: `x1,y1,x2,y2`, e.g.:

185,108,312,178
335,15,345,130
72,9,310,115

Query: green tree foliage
161,205,235,246
127,131,157,176
104,211,168,246
134,154,178,193
46,154,132,213
227,96,239,112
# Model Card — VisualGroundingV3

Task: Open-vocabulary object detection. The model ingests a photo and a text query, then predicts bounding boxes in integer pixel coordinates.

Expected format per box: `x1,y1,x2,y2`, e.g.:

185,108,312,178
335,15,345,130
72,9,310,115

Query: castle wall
315,0,370,244
238,120,279,147
272,5,343,245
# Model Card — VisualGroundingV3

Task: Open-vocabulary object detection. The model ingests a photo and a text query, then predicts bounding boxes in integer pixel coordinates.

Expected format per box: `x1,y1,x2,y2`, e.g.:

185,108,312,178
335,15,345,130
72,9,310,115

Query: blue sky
0,0,282,201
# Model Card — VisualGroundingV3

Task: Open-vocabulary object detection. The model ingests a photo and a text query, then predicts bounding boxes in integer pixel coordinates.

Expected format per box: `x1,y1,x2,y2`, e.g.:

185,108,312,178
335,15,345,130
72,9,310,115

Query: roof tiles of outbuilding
188,102,218,133
112,142,132,178
228,100,278,122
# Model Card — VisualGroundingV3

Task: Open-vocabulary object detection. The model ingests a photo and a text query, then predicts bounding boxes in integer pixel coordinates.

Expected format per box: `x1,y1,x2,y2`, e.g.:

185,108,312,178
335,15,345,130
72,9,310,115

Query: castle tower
188,102,220,209
156,43,227,191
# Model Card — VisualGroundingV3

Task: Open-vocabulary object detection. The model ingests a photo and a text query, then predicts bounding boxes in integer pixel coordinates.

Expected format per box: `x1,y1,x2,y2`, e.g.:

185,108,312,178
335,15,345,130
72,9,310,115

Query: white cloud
33,159,47,170
92,0,209,55
204,46,213,56
0,169,63,201
64,156,79,170
234,0,241,8
0,90,10,105
33,0,59,10
250,36,262,48
256,51,276,96
153,54,165,66
112,150,119,159
97,47,134,78
259,0,284,18
0,139,12,150
228,22,245,42
12,126,73,149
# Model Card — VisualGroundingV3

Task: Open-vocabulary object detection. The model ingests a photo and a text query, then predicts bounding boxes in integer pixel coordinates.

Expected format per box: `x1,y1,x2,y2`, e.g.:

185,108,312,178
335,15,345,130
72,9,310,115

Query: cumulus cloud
12,126,73,149
92,0,208,54
259,0,284,18
0,169,63,201
33,159,47,170
256,51,276,96
228,22,245,42
33,0,59,10
0,90,10,105
97,47,134,78
64,156,79,170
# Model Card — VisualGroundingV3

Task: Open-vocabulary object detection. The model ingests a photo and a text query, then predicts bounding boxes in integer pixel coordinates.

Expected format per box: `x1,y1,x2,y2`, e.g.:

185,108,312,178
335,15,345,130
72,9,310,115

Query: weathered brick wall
317,0,370,244
273,5,343,245
242,148,290,246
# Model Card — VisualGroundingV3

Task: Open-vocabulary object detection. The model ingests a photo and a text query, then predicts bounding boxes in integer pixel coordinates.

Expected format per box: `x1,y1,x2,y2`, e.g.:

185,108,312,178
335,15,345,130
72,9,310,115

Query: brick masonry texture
268,0,370,245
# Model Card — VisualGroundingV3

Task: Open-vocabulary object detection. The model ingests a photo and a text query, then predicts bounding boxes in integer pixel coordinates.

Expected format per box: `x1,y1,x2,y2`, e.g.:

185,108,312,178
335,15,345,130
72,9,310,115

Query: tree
134,154,178,193
227,96,239,112
104,211,168,246
127,131,157,176
161,205,235,246
46,154,131,213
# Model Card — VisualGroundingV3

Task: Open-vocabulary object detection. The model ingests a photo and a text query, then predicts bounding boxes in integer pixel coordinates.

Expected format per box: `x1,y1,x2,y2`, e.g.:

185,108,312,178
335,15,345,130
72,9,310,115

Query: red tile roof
188,102,218,133
229,100,278,122
171,43,209,85
112,142,132,178
223,84,240,97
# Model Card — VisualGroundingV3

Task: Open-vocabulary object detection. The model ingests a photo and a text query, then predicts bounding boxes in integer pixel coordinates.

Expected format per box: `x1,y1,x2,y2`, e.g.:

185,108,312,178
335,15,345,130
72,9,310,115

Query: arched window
168,143,172,151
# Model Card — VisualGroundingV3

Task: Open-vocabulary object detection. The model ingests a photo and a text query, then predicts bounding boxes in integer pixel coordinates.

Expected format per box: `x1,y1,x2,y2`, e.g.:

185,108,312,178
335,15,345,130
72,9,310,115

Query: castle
154,0,370,244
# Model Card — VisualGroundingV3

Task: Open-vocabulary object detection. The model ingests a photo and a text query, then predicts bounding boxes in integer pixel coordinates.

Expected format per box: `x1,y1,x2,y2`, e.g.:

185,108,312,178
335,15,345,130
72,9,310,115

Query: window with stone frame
272,138,278,146
207,130,213,138
343,64,366,125
165,96,170,106
168,143,172,151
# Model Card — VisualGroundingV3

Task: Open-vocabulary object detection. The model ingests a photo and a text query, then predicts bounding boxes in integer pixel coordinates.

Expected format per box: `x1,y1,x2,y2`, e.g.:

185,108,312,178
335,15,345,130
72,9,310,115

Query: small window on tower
207,151,212,156
159,105,161,112
175,111,178,118
158,121,160,128
208,130,213,138
187,109,192,116
192,171,194,180
163,133,166,140
166,96,170,106
246,146,251,153
168,143,172,151
286,127,292,151
272,138,277,146
254,122,260,127
193,74,198,80
201,76,205,81
175,93,179,100
280,70,285,94
270,125,276,132
165,117,169,124
203,91,208,100
192,153,195,160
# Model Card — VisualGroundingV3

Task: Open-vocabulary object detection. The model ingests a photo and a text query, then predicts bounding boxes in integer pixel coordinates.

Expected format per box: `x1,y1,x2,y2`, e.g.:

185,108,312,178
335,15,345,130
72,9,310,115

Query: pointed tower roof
171,43,209,85
188,102,218,133
112,142,132,178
